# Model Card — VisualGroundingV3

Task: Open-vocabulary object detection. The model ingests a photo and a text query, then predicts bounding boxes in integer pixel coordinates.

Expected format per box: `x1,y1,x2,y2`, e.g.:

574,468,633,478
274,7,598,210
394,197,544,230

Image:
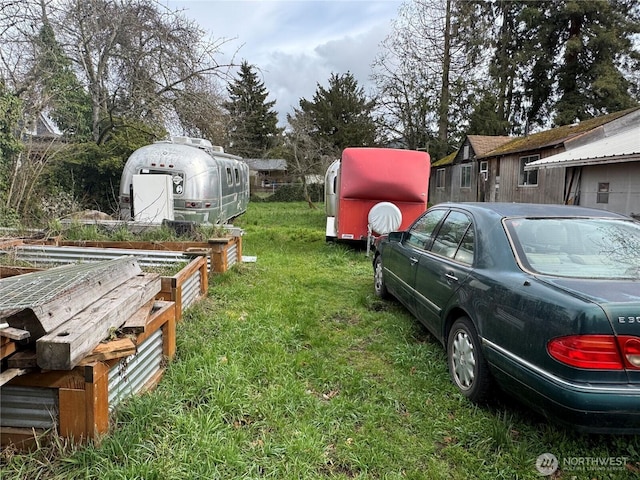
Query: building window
461,164,472,188
519,155,539,186
463,144,470,160
479,161,488,180
436,168,446,188
597,183,610,203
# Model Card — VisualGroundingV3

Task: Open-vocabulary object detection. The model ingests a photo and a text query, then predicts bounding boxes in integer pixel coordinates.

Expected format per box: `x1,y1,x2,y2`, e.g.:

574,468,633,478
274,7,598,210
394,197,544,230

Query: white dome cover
368,202,402,234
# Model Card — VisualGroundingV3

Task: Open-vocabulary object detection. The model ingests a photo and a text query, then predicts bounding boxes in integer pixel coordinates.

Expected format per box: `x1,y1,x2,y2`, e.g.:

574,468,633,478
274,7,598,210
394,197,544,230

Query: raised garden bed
0,252,210,448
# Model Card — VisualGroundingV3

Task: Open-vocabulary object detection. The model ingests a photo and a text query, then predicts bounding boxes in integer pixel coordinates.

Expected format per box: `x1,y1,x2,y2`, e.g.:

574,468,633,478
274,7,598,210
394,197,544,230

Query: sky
164,0,404,126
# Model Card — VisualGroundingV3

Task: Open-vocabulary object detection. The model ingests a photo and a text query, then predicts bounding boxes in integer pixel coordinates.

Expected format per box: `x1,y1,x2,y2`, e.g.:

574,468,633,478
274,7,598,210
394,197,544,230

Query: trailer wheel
373,255,390,299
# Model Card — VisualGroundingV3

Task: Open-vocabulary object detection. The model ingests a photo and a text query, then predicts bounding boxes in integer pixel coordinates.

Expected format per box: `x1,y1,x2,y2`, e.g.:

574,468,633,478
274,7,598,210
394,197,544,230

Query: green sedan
373,202,640,434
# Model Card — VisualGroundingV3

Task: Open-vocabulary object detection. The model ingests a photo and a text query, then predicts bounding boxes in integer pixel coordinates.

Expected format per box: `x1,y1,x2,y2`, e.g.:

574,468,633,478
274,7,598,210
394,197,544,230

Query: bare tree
172,76,229,146
0,0,235,220
371,0,485,158
285,108,338,208
46,0,233,143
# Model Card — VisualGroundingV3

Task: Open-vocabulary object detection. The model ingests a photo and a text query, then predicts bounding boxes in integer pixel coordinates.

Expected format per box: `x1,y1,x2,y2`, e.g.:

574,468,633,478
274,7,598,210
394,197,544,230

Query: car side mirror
388,231,404,243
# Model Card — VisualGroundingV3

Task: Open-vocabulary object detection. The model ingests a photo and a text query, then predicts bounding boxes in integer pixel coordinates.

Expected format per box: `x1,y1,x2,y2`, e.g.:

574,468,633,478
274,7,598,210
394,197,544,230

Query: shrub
252,183,323,203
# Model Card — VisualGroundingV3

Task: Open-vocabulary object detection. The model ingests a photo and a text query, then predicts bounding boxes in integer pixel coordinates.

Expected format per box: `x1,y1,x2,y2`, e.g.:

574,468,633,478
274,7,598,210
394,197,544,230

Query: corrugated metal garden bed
0,238,221,449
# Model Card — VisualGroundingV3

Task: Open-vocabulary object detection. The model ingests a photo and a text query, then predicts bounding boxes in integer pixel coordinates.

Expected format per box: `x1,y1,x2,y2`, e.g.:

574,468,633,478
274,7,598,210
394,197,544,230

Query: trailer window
226,167,233,186
234,168,240,185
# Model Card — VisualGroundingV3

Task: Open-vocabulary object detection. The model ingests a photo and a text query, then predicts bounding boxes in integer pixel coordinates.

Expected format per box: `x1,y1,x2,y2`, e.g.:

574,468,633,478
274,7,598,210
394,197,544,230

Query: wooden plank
0,340,17,359
36,273,161,370
2,257,143,339
0,368,29,386
59,388,86,440
0,266,43,278
173,255,206,284
57,240,212,251
84,362,110,440
162,304,176,360
6,349,37,368
120,298,154,333
78,338,136,365
0,326,31,341
0,238,23,249
1,427,47,450
136,301,175,346
5,367,85,389
199,255,208,296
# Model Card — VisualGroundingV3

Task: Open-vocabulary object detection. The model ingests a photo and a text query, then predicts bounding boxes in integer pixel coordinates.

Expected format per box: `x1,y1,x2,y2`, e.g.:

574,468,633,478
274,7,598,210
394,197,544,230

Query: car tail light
185,201,202,208
548,335,640,370
621,337,640,368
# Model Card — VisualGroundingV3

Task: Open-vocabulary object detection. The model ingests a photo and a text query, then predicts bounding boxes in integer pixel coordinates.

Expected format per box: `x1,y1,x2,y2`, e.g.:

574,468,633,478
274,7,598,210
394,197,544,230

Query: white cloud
165,0,402,125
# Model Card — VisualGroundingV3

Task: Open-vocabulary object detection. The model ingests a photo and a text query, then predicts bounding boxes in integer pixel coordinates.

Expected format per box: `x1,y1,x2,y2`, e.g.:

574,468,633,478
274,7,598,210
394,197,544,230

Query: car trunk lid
539,277,640,382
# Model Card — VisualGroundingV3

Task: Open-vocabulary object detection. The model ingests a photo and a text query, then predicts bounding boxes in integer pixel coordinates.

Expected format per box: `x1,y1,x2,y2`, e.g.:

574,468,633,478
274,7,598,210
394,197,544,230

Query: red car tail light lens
548,335,623,370
548,335,640,370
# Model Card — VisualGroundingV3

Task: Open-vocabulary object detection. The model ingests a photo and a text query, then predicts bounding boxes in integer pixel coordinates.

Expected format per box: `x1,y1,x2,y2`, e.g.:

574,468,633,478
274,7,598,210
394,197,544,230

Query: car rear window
506,217,640,279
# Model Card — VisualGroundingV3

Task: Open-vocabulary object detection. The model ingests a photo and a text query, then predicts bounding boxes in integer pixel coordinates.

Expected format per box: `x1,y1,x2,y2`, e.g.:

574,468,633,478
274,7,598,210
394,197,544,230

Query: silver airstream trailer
324,158,340,218
119,136,249,224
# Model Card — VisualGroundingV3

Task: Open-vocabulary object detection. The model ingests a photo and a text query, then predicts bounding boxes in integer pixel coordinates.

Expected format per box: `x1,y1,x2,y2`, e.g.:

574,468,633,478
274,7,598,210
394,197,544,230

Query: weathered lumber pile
0,256,160,372
0,239,222,447
0,256,183,447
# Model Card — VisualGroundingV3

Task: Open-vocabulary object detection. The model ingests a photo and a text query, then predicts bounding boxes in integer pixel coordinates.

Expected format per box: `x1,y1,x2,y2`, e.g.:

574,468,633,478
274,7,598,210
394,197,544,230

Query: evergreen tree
520,0,639,127
465,0,639,133
0,81,23,207
35,19,92,140
474,0,530,134
224,61,281,158
297,72,377,151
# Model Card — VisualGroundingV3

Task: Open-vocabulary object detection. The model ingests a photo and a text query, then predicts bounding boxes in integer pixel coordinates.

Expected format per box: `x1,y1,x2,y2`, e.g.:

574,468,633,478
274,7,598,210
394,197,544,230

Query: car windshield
505,217,640,279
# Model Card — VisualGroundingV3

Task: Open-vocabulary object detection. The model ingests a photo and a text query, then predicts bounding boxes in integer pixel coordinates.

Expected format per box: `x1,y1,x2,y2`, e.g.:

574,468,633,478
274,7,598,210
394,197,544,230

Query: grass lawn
2,202,640,479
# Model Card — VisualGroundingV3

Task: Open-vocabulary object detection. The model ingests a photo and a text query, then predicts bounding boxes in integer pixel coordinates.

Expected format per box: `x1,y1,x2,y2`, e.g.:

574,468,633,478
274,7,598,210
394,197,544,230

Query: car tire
447,316,492,403
373,255,390,299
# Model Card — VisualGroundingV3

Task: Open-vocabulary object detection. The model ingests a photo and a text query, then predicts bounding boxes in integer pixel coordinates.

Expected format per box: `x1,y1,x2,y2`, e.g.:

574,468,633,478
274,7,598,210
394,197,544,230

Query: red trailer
325,147,430,244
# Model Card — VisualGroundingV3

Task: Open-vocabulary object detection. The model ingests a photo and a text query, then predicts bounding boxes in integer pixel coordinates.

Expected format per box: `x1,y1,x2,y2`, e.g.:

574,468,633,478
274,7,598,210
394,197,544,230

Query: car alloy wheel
373,256,389,299
451,329,475,389
447,316,492,403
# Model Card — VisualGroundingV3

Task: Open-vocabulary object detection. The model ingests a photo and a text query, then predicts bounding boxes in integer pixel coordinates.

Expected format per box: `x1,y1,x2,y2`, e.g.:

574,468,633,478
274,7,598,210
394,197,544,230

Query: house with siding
475,107,640,211
523,109,640,217
430,107,640,217
243,158,288,191
429,135,512,205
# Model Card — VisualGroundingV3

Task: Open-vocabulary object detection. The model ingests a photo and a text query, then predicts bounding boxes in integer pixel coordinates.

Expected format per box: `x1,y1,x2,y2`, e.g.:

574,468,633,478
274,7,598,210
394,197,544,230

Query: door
413,210,475,337
384,209,447,313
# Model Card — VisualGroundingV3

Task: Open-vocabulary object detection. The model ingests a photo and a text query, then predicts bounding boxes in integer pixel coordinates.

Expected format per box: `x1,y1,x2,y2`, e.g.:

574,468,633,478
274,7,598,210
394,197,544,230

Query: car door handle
409,257,419,265
445,272,458,282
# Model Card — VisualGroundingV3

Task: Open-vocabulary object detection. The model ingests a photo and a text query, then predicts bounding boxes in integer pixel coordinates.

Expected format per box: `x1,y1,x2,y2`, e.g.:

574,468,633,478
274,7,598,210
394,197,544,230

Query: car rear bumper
484,339,640,434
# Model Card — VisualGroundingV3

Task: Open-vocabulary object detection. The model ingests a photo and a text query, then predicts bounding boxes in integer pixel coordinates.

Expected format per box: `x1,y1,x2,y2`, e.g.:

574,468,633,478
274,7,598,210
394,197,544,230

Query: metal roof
244,159,287,171
525,125,640,170
479,106,640,159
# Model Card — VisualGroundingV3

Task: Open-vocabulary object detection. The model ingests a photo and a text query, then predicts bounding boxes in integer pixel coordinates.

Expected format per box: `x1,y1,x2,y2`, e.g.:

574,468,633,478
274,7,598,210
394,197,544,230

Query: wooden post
199,256,208,296
235,235,242,264
84,362,110,440
59,388,86,440
161,303,177,359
